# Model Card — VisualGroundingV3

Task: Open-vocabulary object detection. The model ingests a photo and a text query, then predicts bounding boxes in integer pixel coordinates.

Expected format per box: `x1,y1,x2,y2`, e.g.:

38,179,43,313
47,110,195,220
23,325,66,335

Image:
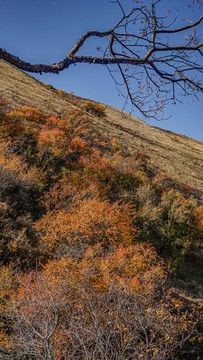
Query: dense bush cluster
0,99,202,359
84,100,106,117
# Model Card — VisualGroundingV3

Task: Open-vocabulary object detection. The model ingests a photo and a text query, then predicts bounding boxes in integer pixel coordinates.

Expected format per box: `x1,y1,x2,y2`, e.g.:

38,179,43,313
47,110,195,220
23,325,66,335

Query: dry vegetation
0,60,202,359
0,60,202,200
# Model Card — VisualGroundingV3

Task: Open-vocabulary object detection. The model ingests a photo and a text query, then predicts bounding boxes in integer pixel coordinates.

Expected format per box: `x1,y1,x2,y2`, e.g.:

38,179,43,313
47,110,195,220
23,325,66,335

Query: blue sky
0,0,202,141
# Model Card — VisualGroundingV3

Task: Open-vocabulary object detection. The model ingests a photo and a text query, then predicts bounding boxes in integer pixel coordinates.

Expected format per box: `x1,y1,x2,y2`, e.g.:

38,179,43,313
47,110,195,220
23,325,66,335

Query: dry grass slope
0,59,202,198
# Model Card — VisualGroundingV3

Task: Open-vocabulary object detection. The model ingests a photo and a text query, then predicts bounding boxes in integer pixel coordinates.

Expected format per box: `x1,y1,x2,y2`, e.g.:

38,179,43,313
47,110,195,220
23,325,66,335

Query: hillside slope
0,59,202,198
0,60,202,359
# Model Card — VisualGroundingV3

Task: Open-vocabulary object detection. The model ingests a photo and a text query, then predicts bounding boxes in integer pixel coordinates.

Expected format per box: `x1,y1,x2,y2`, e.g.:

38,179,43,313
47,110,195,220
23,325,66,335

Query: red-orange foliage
0,140,43,187
0,106,92,163
77,152,116,189
69,136,89,154
6,244,164,358
63,109,91,137
37,127,67,157
196,205,203,226
36,111,92,160
9,107,47,124
4,107,48,139
4,246,200,359
0,102,202,358
41,181,101,211
35,191,138,254
75,243,166,293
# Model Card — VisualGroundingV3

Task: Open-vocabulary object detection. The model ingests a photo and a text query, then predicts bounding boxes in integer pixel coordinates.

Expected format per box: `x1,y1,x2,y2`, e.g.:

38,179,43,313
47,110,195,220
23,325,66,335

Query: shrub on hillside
57,89,64,96
135,187,203,272
0,140,45,268
0,101,202,359
35,185,138,255
84,100,106,117
1,246,200,360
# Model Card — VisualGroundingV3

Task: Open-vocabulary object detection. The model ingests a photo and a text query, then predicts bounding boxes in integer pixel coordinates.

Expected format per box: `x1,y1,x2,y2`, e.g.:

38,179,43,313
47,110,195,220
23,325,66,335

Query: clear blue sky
0,0,202,141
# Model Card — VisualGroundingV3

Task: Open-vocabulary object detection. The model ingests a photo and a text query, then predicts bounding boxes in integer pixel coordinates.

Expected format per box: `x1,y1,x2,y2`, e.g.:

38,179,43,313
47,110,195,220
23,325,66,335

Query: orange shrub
41,181,104,212
196,205,203,226
0,142,44,188
0,108,25,138
9,107,47,124
78,243,166,293
6,247,199,360
110,137,122,153
63,109,91,137
35,194,138,254
37,127,67,157
78,152,116,185
69,136,89,154
45,115,72,132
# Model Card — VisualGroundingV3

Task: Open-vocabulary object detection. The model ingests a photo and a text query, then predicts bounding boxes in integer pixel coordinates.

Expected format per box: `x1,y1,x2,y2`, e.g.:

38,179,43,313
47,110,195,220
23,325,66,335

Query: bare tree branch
0,0,202,120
